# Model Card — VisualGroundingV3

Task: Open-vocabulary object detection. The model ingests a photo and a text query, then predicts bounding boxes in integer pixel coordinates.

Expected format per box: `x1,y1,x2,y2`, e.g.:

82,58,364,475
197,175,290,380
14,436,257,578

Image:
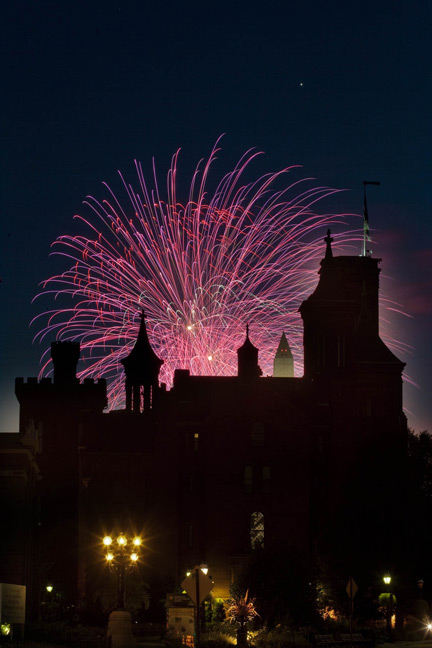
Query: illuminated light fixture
102,532,141,611
383,573,391,585
201,565,209,575
186,572,191,577
46,585,53,592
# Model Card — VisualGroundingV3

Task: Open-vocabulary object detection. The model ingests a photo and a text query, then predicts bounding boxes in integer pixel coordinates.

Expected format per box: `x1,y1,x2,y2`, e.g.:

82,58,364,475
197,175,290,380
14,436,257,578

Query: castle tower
299,230,407,576
299,229,404,381
273,332,294,377
237,325,262,379
51,341,80,384
121,311,163,412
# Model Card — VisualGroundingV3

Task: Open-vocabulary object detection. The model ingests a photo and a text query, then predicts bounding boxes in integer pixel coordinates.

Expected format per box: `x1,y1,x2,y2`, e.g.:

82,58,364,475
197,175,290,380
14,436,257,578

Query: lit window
194,433,199,451
244,466,253,493
250,512,264,548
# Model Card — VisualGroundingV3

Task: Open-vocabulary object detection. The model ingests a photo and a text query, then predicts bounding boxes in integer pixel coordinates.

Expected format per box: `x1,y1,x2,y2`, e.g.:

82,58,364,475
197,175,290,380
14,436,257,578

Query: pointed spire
240,323,254,351
237,324,262,379
123,310,163,371
121,311,163,412
324,229,333,260
273,332,294,377
135,310,154,351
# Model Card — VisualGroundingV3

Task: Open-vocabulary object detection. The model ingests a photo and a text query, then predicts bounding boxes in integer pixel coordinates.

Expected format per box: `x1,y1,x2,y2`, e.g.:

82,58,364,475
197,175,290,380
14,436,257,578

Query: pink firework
34,140,361,409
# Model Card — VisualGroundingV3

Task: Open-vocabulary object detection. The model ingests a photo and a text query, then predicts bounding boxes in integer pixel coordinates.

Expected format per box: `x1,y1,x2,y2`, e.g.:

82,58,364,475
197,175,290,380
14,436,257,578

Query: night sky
1,0,431,433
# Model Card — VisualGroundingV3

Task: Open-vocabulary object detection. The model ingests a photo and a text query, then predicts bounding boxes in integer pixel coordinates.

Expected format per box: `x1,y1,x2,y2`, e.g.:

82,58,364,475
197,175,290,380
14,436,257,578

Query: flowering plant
226,590,259,626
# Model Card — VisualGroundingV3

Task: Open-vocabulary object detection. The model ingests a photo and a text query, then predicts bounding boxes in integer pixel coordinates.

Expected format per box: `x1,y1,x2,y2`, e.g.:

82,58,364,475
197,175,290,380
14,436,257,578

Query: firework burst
33,139,361,409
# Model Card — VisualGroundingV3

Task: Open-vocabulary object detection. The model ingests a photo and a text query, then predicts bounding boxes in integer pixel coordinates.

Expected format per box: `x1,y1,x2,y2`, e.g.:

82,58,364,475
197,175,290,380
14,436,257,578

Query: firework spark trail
33,140,366,409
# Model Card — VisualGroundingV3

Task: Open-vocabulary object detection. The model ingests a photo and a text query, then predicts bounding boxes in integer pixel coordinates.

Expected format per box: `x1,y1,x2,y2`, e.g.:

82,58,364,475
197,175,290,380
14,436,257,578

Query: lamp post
183,564,209,648
103,533,142,648
383,573,392,636
103,534,141,609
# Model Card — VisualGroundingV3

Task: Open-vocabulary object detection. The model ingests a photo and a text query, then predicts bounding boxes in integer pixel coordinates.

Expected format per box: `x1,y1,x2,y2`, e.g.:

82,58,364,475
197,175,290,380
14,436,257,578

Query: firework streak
34,140,362,409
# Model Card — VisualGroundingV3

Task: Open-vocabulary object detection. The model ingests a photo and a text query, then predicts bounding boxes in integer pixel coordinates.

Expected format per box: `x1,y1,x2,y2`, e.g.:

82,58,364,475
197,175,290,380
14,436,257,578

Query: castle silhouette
1,231,408,619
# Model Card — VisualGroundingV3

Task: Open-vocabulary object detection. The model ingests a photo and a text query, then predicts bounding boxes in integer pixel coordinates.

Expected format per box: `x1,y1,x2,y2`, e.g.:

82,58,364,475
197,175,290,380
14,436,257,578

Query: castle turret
51,341,80,384
121,311,163,412
273,332,294,377
299,230,404,379
237,325,262,379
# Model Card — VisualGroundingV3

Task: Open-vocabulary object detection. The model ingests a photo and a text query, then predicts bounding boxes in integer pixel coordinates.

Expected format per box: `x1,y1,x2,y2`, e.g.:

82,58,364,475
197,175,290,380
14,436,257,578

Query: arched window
250,512,264,548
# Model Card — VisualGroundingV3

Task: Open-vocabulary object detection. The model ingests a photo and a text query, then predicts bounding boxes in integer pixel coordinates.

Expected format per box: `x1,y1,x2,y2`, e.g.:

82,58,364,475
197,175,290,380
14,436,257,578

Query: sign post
346,577,358,648
181,568,214,648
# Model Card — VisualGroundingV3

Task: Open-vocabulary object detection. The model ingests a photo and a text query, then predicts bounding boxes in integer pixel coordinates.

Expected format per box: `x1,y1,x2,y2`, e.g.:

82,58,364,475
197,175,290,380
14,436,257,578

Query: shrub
249,626,311,648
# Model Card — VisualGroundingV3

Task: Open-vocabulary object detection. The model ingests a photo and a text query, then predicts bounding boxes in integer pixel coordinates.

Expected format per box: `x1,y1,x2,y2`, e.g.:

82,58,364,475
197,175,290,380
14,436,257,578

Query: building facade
7,235,408,615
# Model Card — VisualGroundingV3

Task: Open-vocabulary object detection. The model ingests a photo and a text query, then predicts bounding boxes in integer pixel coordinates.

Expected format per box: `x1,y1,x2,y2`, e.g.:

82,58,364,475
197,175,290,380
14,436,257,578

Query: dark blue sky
1,0,431,432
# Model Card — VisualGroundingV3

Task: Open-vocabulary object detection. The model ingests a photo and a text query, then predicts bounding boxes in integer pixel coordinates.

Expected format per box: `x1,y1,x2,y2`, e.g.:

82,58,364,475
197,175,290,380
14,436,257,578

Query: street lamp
104,533,142,648
194,564,209,648
183,564,210,648
103,534,142,610
383,573,392,635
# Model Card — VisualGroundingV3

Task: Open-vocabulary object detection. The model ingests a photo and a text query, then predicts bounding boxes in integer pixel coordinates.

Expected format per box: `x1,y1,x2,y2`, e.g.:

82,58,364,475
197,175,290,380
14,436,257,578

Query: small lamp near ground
383,572,392,636
103,533,142,648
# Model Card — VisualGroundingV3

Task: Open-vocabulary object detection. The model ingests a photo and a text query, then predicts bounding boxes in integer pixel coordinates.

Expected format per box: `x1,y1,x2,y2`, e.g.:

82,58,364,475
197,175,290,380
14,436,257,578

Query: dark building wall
14,374,107,602
8,247,408,610
0,436,40,620
168,374,312,597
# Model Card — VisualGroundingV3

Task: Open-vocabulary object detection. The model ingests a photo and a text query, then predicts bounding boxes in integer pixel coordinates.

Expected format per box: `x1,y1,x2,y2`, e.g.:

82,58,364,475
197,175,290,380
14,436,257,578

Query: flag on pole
363,186,371,242
362,181,380,256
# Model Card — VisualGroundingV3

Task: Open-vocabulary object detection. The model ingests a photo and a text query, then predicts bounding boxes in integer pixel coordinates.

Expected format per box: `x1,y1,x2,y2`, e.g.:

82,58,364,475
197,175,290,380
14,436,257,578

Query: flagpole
362,184,367,257
362,181,380,257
